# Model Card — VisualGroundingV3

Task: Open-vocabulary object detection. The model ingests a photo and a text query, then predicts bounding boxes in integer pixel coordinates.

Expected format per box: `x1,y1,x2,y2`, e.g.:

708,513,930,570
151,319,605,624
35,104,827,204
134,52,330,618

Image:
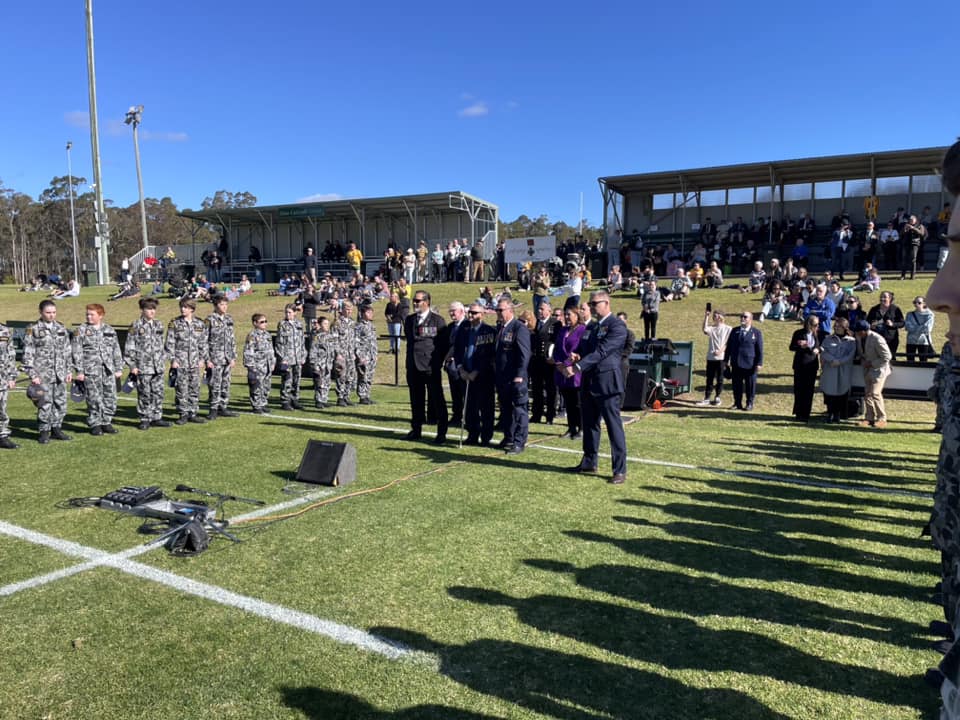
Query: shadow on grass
446,585,925,708
723,437,937,469
565,529,926,600
369,627,793,720
523,558,931,650
279,686,496,719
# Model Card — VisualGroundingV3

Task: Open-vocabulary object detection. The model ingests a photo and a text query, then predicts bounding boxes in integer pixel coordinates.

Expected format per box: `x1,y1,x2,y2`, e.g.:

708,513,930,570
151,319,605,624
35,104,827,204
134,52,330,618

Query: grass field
0,277,946,719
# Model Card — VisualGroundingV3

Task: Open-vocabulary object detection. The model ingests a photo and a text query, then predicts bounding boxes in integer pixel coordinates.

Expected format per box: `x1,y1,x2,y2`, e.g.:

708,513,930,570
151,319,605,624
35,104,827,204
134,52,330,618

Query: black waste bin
589,252,608,280
82,269,97,287
261,262,278,284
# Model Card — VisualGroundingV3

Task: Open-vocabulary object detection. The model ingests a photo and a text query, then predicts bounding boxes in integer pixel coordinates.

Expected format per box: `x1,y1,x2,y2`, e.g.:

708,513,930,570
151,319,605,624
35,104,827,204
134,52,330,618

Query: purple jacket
553,323,588,388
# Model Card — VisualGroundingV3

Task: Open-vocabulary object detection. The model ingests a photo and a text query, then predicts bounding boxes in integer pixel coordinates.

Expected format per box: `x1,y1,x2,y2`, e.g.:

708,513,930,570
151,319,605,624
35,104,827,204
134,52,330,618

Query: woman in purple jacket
553,304,588,439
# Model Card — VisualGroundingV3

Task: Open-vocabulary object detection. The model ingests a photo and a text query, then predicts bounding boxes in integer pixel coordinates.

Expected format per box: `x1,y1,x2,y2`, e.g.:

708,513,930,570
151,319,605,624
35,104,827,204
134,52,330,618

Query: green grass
0,278,946,719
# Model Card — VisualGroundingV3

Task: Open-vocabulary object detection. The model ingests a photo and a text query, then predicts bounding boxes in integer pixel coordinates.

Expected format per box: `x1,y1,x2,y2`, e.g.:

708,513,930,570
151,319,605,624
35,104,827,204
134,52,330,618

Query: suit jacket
454,322,496,380
577,314,627,397
724,325,763,371
494,318,531,384
789,327,821,371
404,310,447,373
858,330,892,378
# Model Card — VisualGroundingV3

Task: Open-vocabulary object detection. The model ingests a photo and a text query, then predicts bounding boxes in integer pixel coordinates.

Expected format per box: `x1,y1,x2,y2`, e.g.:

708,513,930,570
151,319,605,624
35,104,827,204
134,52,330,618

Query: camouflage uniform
243,328,275,412
275,318,306,405
332,315,357,401
205,311,237,412
164,316,209,418
71,322,124,428
22,320,72,432
934,342,958,432
124,316,167,422
308,327,336,406
0,324,18,439
354,317,379,401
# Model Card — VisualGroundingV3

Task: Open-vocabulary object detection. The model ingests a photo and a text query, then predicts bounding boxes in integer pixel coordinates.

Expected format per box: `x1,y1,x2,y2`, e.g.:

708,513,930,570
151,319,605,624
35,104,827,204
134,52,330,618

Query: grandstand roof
180,190,498,225
599,147,949,196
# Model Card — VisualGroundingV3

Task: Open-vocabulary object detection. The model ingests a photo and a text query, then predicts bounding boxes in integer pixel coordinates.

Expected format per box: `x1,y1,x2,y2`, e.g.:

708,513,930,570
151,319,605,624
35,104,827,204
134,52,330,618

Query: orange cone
652,399,662,411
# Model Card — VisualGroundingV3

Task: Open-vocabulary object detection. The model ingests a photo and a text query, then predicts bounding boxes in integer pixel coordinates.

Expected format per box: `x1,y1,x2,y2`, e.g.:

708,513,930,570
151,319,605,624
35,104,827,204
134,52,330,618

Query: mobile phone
706,302,712,312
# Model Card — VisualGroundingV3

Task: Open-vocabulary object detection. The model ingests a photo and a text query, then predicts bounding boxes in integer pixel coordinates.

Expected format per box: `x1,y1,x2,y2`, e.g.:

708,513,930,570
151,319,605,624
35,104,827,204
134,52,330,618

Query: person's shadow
280,686,497,719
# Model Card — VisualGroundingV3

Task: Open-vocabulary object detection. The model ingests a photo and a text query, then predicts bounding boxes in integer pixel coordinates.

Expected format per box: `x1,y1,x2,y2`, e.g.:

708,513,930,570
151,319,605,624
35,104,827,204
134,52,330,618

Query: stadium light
124,104,149,251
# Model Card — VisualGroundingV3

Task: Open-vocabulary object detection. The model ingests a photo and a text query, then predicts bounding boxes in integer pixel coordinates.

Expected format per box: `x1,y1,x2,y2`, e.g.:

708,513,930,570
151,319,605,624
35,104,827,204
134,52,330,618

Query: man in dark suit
454,302,497,445
616,311,636,409
443,302,468,427
404,290,448,444
565,291,628,485
494,298,531,454
723,310,764,411
530,301,558,425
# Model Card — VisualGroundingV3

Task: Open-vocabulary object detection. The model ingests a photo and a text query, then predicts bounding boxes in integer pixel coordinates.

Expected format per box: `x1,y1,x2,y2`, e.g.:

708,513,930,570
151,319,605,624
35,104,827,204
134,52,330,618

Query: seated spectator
852,266,881,293
803,283,837,334
278,273,292,295
107,280,140,301
51,278,80,299
744,261,766,293
687,262,704,288
836,295,867,326
791,238,809,268
606,265,623,291
781,257,799,286
237,274,253,294
703,260,723,289
766,258,783,288
663,268,692,301
826,279,846,309
760,280,787,321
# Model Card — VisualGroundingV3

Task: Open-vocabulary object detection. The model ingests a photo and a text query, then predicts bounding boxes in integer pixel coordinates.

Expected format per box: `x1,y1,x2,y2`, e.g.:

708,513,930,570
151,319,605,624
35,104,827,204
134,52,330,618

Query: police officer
243,313,275,414
564,290,628,484
125,297,170,430
276,303,306,411
72,303,124,435
22,299,73,444
205,294,238,419
164,297,209,424
308,316,335,409
354,302,378,405
454,302,497,445
723,310,764,411
0,322,19,449
403,289,447,443
494,297,531,454
332,301,357,406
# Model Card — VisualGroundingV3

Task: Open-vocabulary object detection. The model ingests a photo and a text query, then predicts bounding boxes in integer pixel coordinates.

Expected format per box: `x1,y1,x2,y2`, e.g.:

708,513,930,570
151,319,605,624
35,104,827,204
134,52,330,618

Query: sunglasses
467,311,482,315
588,300,608,307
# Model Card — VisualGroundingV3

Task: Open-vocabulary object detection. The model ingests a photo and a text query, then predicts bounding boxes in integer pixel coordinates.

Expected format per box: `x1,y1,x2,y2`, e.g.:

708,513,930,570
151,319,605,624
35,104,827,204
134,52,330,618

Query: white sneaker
696,399,711,406
710,397,722,406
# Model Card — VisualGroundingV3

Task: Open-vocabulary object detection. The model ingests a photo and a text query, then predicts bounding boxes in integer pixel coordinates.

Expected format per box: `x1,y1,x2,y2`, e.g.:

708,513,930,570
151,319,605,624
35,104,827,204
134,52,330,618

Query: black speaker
295,440,357,486
623,369,649,410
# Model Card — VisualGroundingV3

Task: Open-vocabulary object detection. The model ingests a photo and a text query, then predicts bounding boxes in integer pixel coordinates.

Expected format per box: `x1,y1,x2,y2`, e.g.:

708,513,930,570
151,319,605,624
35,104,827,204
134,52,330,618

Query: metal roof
180,190,497,225
598,147,949,196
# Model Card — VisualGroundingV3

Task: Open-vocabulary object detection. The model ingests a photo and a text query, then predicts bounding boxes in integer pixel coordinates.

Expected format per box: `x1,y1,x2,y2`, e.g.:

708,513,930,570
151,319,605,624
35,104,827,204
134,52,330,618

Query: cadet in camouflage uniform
22,299,73,443
243,313,275,414
72,303,124,435
932,342,958,433
205,295,238,420
125,297,170,430
308,316,335,408
0,323,19,449
354,302,379,405
275,303,306,410
164,297,209,424
332,300,357,406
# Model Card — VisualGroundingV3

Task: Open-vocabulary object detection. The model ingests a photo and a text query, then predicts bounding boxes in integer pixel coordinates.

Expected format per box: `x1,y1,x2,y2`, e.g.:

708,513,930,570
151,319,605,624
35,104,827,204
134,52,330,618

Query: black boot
50,427,72,441
0,437,19,450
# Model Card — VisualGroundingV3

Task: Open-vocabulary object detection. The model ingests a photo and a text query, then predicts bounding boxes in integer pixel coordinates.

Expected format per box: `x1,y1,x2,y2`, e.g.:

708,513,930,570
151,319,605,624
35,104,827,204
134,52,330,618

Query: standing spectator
859,221,879,267
403,248,417,285
493,298,531,454
904,296,935,363
899,215,926,280
302,246,318,283
829,221,854,280
416,241,428,282
866,291,905,358
788,315,822,422
532,266,551,317
640,280,660,339
723,311,763,411
384,291,408,354
880,222,900,271
470,241,486,283
431,243,444,282
404,290,448,444
563,291,628,484
346,242,363,274
803,283,837,334
937,202,953,271
698,309,732,407
209,250,222,283
819,317,857,423
853,319,892,428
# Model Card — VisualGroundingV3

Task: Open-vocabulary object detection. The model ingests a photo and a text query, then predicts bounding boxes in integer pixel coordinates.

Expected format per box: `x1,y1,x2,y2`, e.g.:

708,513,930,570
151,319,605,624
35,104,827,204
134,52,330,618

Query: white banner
504,236,557,265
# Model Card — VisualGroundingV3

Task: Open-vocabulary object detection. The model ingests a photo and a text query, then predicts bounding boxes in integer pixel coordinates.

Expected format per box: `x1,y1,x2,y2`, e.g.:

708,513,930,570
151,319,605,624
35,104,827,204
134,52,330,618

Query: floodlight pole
125,104,149,251
66,141,80,283
85,0,110,285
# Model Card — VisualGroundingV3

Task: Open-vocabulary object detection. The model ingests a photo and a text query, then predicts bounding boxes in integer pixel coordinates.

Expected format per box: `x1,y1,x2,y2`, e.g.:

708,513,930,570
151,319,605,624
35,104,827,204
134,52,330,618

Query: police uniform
276,318,306,409
205,310,237,417
494,317,531,452
404,308,447,440
71,321,123,431
22,319,73,436
125,316,167,426
354,314,378,403
308,326,335,408
243,327,275,413
332,315,357,405
164,315,209,422
0,324,18,447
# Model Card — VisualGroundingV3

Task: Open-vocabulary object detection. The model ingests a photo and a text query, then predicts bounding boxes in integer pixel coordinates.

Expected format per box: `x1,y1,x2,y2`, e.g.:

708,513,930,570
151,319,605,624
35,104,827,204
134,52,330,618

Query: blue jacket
724,325,764,370
454,322,497,379
577,314,627,397
803,296,837,334
494,318,531,385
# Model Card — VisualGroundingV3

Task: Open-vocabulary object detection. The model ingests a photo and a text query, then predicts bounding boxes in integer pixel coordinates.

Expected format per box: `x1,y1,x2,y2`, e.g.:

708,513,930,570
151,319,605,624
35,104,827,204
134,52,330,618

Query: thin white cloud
296,193,344,203
458,101,489,118
65,110,89,128
141,130,189,143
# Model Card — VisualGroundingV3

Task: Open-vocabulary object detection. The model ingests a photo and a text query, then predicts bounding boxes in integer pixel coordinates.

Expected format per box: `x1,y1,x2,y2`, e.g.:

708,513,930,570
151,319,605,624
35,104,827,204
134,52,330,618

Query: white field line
0,519,413,660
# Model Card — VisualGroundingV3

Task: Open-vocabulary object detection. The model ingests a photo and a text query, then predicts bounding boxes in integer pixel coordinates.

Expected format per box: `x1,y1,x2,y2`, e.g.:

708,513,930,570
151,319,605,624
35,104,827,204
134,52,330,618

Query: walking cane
459,379,470,449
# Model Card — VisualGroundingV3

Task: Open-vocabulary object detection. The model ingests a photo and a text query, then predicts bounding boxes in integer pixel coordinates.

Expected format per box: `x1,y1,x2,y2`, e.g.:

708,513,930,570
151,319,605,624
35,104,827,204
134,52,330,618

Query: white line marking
0,520,413,660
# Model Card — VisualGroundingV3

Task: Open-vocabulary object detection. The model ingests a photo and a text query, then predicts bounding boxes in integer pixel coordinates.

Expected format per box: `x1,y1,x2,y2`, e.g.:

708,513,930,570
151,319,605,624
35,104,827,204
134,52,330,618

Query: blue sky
2,0,957,226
